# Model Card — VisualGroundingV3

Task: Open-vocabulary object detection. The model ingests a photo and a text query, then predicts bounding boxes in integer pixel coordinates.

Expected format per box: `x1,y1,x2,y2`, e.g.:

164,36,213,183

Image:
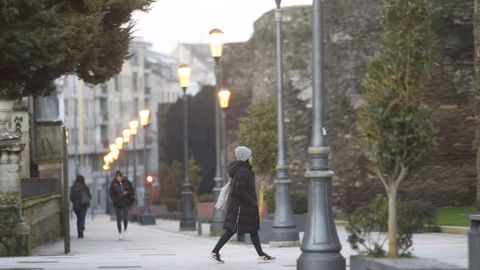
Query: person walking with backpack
69,175,92,239
209,146,275,264
109,170,135,240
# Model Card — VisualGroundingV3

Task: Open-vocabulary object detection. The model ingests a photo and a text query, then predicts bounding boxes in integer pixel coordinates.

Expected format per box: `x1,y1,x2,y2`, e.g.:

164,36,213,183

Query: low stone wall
0,195,29,256
350,256,465,270
22,193,62,249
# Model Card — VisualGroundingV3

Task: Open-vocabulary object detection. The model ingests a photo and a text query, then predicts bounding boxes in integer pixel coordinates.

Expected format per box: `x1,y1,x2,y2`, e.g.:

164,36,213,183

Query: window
114,76,120,92
132,72,138,91
97,190,102,205
100,98,108,114
138,151,144,167
144,73,150,88
101,84,108,94
92,155,100,171
64,100,68,116
131,52,139,66
134,98,138,116
101,125,108,141
84,100,89,116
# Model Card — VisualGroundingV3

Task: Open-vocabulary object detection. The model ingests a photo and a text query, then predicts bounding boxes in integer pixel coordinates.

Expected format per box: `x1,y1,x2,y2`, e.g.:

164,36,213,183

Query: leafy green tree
238,96,277,217
158,161,183,200
238,96,277,177
0,0,152,99
188,157,202,195
358,0,437,257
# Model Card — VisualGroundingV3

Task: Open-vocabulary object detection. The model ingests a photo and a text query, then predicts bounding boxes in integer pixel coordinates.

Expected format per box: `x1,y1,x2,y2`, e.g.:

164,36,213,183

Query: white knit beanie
235,146,252,161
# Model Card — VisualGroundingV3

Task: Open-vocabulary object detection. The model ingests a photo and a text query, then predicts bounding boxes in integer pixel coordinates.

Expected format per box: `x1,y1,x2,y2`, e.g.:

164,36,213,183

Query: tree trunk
387,187,398,257
475,0,480,210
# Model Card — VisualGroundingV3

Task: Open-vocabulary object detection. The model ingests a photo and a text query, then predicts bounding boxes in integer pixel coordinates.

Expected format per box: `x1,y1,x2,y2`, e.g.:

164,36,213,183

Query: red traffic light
146,175,154,183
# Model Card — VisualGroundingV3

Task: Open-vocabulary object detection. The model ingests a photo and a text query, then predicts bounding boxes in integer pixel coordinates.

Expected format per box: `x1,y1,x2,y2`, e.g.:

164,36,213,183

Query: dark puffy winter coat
109,178,135,208
70,182,92,211
223,160,259,233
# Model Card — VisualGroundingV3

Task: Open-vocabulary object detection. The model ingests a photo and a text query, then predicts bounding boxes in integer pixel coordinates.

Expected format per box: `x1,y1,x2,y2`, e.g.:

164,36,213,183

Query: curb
336,220,469,235
437,226,468,235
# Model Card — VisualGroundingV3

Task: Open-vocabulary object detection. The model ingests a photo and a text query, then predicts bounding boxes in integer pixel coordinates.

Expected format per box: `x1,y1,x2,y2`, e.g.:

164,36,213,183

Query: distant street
0,215,468,270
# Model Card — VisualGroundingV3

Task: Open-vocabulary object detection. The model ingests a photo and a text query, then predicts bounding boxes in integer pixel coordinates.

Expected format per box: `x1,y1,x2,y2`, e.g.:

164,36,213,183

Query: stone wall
22,194,62,249
220,1,476,213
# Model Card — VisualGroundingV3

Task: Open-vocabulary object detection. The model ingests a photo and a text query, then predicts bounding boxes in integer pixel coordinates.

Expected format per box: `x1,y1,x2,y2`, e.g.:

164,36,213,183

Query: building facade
59,39,182,212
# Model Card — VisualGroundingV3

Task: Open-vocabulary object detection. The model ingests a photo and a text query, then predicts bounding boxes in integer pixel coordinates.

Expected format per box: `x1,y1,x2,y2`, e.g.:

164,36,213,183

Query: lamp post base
179,220,196,231
209,221,224,236
270,226,299,247
297,252,345,270
140,213,156,225
180,189,196,231
210,179,225,236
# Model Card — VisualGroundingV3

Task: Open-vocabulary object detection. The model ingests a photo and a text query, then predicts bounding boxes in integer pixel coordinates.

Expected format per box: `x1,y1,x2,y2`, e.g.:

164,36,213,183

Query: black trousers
114,207,129,233
212,230,264,256
74,208,88,237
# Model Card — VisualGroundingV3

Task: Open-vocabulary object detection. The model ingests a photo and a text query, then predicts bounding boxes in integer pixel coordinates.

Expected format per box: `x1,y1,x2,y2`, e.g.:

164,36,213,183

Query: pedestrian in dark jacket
109,170,135,240
209,146,275,264
69,175,92,239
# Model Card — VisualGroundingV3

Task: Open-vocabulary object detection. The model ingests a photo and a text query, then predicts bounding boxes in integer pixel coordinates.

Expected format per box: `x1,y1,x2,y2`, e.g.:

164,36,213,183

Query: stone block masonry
220,1,476,213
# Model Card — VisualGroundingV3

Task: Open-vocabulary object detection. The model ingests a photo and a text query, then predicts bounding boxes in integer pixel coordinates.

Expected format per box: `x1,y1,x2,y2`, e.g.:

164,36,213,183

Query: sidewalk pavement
0,214,468,270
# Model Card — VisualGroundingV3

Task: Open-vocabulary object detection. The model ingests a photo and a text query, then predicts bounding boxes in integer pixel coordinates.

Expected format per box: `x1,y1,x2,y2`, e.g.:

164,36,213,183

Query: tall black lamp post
218,88,231,178
129,120,139,206
177,64,196,231
208,28,226,236
297,0,345,269
115,137,124,171
122,129,131,179
103,156,113,214
270,0,299,247
139,109,156,225
110,143,120,170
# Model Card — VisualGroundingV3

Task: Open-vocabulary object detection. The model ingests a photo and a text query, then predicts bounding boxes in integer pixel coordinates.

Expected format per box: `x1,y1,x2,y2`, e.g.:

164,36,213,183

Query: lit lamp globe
103,164,110,171
208,28,224,64
139,110,150,127
109,144,117,152
177,64,192,92
112,149,120,161
122,129,131,143
115,137,124,150
129,120,139,136
107,153,114,164
218,88,231,110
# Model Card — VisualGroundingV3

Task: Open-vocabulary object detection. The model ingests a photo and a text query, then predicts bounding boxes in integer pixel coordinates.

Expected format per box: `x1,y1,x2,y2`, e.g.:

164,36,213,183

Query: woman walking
109,170,135,240
69,175,92,239
209,146,275,263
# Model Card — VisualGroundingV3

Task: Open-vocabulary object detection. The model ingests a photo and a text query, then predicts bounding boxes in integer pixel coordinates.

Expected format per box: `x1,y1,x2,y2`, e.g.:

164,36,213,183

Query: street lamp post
110,144,120,171
270,0,299,247
123,129,131,179
297,0,345,269
129,120,139,207
177,64,196,231
218,89,231,177
102,163,111,214
208,28,226,236
139,110,156,225
115,137,124,171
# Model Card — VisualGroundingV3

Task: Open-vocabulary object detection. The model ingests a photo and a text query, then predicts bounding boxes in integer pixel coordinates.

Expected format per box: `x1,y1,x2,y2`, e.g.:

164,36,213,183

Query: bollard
469,215,480,270
197,221,202,236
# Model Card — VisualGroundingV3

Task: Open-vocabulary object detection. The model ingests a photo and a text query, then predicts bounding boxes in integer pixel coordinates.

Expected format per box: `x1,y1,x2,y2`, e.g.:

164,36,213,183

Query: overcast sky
132,0,312,54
